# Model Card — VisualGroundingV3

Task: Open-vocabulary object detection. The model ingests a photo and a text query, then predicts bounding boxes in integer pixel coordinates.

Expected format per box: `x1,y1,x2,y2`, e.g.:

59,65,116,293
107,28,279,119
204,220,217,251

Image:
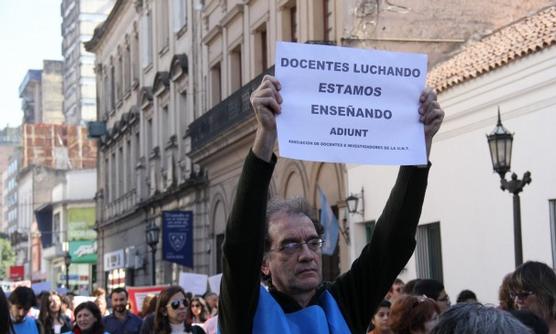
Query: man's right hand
250,75,282,162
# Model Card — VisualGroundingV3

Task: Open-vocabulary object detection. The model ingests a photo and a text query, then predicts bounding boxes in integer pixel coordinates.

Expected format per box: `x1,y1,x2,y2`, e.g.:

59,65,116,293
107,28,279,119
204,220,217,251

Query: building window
103,72,110,114
210,62,222,107
147,119,153,154
281,1,297,42
229,45,242,92
104,158,109,202
216,233,224,273
117,52,123,102
124,41,131,92
126,140,132,192
118,147,124,197
132,31,140,83
111,152,116,201
141,11,154,67
365,220,376,243
254,25,268,75
158,0,169,51
53,213,61,244
162,105,169,147
134,131,140,186
110,64,116,110
416,222,444,282
313,0,333,41
550,200,556,268
172,0,187,32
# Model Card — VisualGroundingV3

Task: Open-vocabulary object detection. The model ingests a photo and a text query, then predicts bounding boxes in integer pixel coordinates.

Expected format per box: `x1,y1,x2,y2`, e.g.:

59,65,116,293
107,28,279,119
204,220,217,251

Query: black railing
190,67,274,151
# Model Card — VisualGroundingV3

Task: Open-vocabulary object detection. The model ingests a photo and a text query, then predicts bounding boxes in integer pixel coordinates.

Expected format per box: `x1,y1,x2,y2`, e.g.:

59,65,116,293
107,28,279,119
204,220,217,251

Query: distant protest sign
275,41,428,165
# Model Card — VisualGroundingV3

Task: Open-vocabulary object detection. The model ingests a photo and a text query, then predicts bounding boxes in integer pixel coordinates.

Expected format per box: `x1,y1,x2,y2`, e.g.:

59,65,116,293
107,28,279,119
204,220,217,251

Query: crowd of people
366,261,556,334
0,285,218,334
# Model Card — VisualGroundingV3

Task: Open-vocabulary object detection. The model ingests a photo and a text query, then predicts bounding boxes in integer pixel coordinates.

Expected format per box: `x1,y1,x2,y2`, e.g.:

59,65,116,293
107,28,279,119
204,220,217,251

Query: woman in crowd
509,261,556,334
368,300,393,334
92,288,109,317
430,303,532,334
38,291,72,334
499,273,516,311
152,286,205,334
186,297,210,326
0,286,14,334
389,294,440,334
70,301,108,334
139,295,157,319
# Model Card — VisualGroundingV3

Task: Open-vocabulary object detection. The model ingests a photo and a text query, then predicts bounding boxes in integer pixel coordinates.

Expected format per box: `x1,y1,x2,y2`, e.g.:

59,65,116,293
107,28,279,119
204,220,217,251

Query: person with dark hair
413,279,450,313
403,279,422,295
150,286,205,334
367,300,392,334
456,289,477,304
499,273,516,311
70,301,109,334
186,297,210,326
102,288,142,334
429,303,532,334
38,291,72,334
92,288,109,317
511,310,549,334
389,295,440,334
1,286,15,334
386,278,405,304
203,292,218,317
219,75,444,333
8,286,40,334
509,261,556,333
60,295,74,322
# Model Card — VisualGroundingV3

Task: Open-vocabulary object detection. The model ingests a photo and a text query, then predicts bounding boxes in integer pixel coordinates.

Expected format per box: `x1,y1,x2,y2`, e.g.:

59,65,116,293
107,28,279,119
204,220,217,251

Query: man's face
111,292,128,314
390,282,404,302
436,290,451,313
263,213,322,297
10,304,29,323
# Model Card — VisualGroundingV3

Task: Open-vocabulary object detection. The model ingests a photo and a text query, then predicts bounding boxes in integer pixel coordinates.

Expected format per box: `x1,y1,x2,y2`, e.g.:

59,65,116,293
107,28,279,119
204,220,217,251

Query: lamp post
344,188,365,244
64,251,72,290
145,221,160,285
487,109,531,267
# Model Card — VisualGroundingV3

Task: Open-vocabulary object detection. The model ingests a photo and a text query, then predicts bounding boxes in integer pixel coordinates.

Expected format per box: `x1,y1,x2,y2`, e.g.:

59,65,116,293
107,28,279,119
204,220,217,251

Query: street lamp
145,221,160,285
344,188,365,244
64,251,72,290
487,108,531,267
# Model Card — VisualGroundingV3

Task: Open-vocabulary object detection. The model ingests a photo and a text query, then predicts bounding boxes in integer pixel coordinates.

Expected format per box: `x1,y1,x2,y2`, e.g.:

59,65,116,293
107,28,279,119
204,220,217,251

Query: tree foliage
0,238,15,279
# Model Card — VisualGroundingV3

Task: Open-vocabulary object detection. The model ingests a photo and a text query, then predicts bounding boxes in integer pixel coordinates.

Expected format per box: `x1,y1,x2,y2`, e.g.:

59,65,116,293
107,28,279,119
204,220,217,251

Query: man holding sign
218,72,443,333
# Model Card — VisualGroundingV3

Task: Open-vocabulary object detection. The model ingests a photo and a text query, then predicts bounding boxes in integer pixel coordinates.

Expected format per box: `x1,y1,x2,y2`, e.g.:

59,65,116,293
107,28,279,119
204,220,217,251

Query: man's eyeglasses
270,238,324,255
168,299,188,310
510,291,534,300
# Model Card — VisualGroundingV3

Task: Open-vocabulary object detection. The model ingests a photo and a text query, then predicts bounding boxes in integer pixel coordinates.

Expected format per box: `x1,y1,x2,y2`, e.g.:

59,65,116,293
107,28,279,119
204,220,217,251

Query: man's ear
261,256,270,276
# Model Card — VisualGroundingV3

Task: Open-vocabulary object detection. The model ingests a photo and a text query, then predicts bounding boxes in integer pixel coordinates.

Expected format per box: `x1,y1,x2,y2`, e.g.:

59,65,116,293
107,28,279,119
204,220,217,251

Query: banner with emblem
162,211,193,268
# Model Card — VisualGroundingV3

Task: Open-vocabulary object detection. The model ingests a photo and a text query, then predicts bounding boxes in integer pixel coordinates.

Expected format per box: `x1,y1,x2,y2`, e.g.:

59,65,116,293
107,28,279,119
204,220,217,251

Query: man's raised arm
218,75,282,334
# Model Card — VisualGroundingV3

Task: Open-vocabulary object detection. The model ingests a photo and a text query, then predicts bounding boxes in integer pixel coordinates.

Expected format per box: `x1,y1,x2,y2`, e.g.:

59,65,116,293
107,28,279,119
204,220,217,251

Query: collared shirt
102,311,143,334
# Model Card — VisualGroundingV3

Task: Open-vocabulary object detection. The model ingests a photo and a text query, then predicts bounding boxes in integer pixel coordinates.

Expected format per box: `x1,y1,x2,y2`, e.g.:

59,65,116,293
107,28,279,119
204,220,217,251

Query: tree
0,238,15,279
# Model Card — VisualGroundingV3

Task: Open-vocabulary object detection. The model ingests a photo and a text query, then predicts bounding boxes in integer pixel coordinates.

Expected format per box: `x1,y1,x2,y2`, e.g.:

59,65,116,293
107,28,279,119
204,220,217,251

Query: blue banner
318,187,339,255
162,211,193,268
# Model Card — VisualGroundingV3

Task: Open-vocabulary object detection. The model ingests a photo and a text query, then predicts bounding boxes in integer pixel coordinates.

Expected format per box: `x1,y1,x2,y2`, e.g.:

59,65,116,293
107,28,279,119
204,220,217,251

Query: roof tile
428,6,556,92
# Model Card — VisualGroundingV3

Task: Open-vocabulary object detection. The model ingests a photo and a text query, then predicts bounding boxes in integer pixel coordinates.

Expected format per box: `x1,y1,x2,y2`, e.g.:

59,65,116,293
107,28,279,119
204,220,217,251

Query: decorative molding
169,54,189,81
220,4,243,27
202,24,222,45
153,71,170,96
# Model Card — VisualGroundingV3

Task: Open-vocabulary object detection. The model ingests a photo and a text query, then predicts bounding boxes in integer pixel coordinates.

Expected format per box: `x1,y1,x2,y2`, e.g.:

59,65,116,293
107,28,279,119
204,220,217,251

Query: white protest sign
208,273,222,295
179,272,208,296
275,41,428,165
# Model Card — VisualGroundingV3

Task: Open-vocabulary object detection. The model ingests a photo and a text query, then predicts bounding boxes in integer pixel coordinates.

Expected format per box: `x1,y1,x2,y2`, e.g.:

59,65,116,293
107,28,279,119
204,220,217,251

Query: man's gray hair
264,197,324,252
430,303,533,334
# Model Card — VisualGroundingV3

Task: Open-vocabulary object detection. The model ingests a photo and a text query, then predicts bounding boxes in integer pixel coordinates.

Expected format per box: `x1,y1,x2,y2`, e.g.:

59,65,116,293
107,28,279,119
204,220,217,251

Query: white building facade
347,6,556,304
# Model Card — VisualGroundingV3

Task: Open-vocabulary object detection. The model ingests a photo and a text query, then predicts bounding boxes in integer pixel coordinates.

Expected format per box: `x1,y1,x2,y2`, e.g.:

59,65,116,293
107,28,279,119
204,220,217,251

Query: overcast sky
0,0,62,128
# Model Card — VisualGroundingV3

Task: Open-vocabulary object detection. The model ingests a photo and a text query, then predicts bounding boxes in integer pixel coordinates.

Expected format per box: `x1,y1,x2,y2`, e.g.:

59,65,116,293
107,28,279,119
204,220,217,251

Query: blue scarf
219,286,351,333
